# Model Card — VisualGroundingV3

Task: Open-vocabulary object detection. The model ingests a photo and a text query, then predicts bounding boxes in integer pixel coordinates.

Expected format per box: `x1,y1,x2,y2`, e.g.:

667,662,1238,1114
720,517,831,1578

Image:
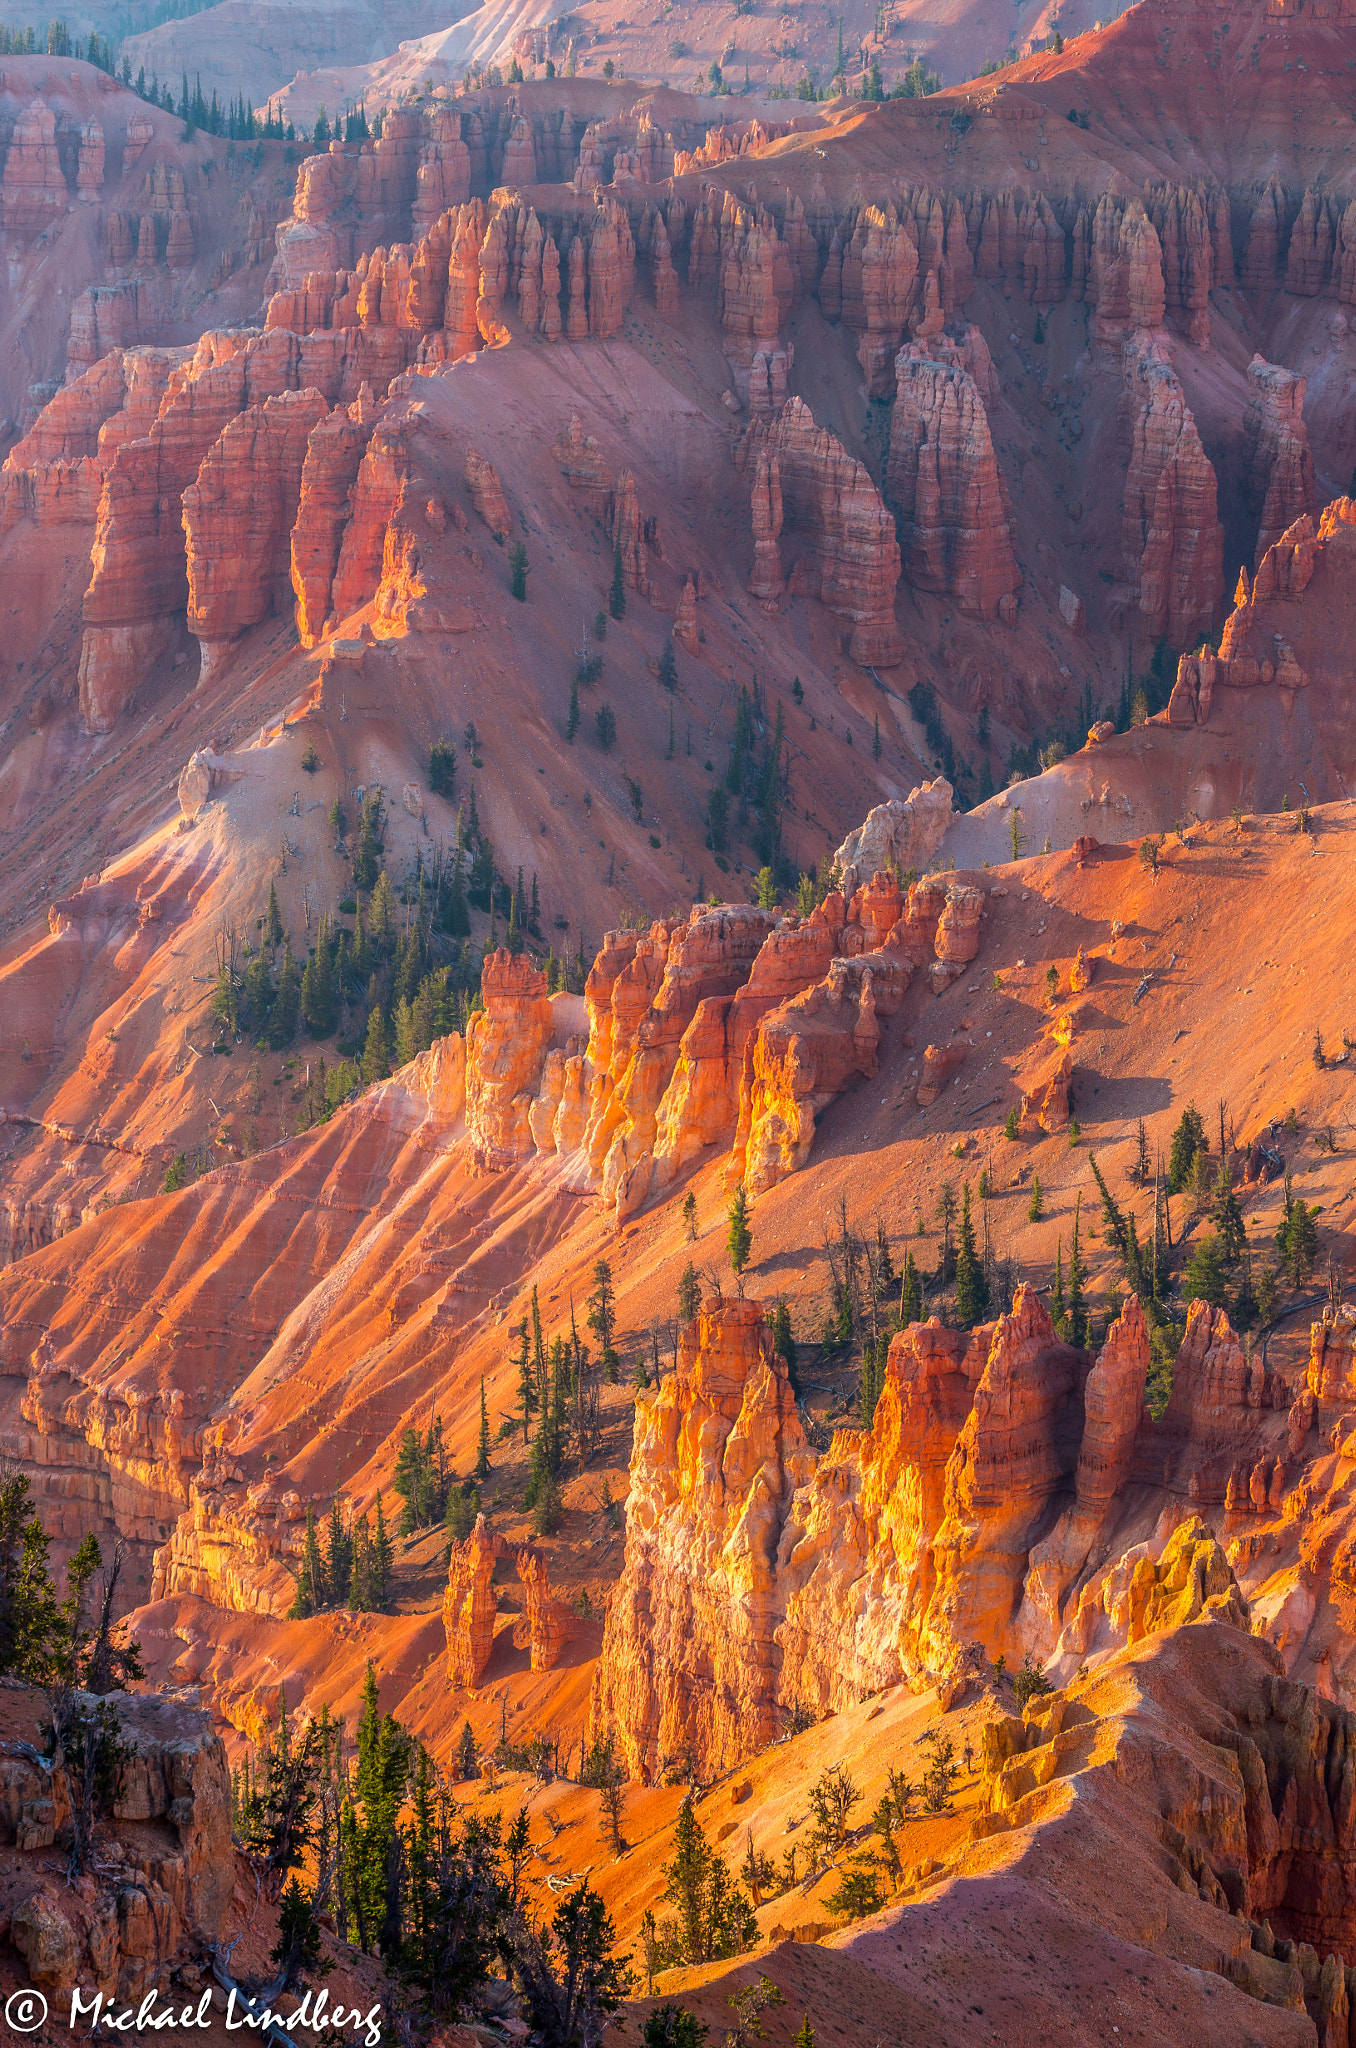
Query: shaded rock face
182,387,329,666
1121,334,1223,649
1244,355,1317,570
2,98,67,237
736,396,903,668
887,338,1020,620
591,1288,1309,1780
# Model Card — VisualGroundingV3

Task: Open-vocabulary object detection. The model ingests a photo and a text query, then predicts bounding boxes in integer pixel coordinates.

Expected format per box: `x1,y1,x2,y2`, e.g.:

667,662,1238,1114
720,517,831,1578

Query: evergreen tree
290,1505,328,1617
677,1261,700,1322
1211,1159,1247,1267
512,1320,535,1444
954,1184,989,1328
301,918,337,1036
859,1334,887,1427
1132,1118,1150,1185
509,541,529,601
361,1006,391,1083
609,542,626,619
370,1493,393,1609
659,637,678,692
1167,1103,1208,1194
325,1498,352,1599
457,1721,479,1779
587,1260,619,1376
1050,1240,1066,1332
898,1250,922,1325
1277,1193,1319,1289
1066,1191,1087,1345
475,1378,492,1478
567,677,580,744
267,879,284,950
270,941,301,1047
770,1299,798,1392
727,1185,753,1286
1182,1231,1227,1307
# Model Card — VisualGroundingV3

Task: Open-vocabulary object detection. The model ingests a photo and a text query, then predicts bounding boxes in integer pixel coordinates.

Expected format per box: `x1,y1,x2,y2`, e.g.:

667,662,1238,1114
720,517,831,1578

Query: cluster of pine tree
234,1669,630,2034
512,1282,606,1536
289,1496,396,1617
709,682,790,879
3,19,112,62
391,1418,452,1534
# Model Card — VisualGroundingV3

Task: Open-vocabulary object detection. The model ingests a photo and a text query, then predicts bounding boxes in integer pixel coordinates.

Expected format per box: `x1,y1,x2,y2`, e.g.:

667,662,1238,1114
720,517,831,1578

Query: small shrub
1012,1654,1054,1711
300,742,319,774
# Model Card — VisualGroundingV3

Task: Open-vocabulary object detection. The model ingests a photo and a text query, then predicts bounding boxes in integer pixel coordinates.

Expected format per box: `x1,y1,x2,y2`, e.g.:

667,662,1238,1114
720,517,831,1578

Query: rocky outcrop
443,1513,501,1689
2,1689,232,1999
737,397,903,668
466,833,982,1213
594,1285,1302,1778
833,783,954,890
887,341,1020,619
733,952,900,1192
1243,356,1317,570
465,952,555,1169
1086,195,1166,345
590,1298,813,1779
1121,335,1223,648
183,388,329,671
465,446,510,539
1166,498,1356,725
289,396,372,645
2,98,66,236
443,1518,587,1686
329,420,408,623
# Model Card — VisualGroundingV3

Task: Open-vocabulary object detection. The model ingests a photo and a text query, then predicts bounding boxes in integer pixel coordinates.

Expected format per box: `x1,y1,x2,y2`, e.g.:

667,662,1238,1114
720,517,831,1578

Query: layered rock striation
461,821,974,1215
592,1289,1303,1779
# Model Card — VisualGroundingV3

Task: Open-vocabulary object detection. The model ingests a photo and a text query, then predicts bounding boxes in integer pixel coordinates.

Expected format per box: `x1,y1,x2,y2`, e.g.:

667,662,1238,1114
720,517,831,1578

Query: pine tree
682,1191,697,1241
793,2021,816,2048
770,1299,798,1392
1132,1117,1150,1185
954,1184,989,1327
1211,1158,1246,1267
872,713,882,760
609,541,626,619
1066,1191,1086,1345
475,1378,491,1478
727,1185,753,1288
1167,1103,1208,1194
370,1493,393,1609
567,677,580,743
361,1006,391,1084
290,1504,328,1616
1028,1173,1043,1223
899,1249,922,1325
1050,1240,1066,1334
677,1261,700,1322
659,637,677,691
457,1720,479,1779
587,1260,619,1375
267,879,283,950
512,1320,534,1444
269,941,300,1048
325,1498,352,1599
